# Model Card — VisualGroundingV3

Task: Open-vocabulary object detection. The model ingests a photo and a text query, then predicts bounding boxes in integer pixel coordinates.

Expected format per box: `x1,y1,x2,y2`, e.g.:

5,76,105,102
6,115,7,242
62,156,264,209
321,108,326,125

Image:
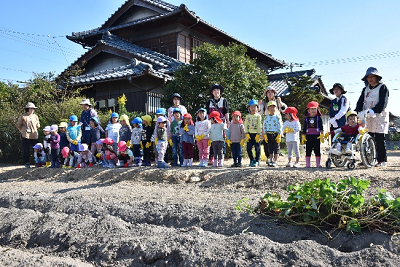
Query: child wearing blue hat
244,100,262,167
105,112,121,153
66,115,82,152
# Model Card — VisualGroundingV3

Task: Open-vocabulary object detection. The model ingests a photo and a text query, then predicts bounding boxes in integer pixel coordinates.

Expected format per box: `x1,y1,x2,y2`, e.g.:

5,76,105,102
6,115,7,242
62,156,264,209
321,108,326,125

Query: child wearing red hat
228,111,245,167
208,111,227,167
179,113,195,166
302,101,325,168
282,107,301,168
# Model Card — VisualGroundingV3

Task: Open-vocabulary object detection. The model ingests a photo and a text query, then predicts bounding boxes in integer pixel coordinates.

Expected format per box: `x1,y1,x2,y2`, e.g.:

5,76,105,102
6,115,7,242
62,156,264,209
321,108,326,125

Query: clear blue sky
1,0,399,115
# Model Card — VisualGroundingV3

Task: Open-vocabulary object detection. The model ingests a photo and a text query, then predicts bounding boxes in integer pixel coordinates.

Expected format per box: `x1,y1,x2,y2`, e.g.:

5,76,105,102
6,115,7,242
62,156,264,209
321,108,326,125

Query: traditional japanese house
65,0,284,112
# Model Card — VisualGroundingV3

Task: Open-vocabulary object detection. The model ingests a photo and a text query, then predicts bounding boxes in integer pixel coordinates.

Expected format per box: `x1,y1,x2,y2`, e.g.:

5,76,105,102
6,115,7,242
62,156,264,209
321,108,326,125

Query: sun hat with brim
25,102,37,109
283,107,299,121
210,84,224,94
232,111,242,117
264,86,277,95
50,125,58,132
197,108,207,115
183,113,192,119
345,110,358,119
118,141,127,152
61,146,70,158
80,99,92,106
141,115,152,126
157,116,167,123
305,101,322,116
32,143,43,150
361,67,382,81
329,83,347,95
103,137,114,145
59,122,68,128
43,126,51,132
119,114,129,122
267,101,277,108
208,111,222,123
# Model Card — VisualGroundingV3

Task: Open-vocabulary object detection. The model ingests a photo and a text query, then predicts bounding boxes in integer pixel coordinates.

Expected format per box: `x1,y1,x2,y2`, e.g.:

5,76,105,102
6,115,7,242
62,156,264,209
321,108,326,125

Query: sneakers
270,162,278,167
293,162,300,168
375,162,387,167
236,162,242,167
285,162,293,168
345,143,353,154
231,163,237,167
249,160,259,167
249,160,255,167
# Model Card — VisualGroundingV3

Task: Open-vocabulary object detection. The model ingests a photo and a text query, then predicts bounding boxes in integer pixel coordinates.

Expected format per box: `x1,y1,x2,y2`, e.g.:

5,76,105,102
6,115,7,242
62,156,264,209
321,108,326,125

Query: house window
191,37,203,60
147,91,163,114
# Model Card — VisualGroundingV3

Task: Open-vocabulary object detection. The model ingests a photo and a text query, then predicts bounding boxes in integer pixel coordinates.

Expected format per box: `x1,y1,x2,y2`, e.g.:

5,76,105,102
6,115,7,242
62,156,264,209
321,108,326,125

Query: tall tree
162,42,269,115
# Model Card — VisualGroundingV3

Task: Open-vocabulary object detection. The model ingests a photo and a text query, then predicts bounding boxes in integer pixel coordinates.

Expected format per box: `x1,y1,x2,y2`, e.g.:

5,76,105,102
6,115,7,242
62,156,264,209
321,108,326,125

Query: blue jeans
231,143,242,164
172,135,183,165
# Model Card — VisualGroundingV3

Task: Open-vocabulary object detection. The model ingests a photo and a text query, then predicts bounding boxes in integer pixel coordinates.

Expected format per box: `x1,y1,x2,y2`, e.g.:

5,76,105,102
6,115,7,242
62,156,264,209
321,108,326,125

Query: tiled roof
70,59,172,85
267,69,318,97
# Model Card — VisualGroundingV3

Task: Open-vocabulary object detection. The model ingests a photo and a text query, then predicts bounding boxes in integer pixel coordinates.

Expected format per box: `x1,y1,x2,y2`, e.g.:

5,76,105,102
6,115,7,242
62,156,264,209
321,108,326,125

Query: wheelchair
326,131,377,170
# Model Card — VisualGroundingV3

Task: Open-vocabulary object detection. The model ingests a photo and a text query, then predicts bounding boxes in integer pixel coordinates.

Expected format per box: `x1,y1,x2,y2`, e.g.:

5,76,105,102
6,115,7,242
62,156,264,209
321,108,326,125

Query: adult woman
355,67,389,167
80,99,100,145
16,102,40,168
259,86,287,163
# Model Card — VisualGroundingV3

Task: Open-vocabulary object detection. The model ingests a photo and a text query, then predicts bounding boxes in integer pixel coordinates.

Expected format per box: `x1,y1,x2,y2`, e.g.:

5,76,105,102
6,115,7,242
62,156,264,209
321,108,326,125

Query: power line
0,46,65,64
0,67,33,74
0,27,65,38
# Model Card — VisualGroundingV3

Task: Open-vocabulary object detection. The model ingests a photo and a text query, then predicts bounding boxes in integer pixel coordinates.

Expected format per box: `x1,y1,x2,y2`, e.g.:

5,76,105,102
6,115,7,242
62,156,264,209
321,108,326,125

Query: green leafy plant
237,177,400,234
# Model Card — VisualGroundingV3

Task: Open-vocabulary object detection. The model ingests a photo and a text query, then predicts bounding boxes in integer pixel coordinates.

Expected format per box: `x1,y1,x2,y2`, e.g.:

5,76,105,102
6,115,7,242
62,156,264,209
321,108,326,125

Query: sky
1,0,400,115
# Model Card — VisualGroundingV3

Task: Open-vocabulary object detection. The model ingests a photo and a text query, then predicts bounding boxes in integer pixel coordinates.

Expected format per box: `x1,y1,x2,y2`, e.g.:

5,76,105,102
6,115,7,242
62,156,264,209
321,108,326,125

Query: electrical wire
0,46,65,64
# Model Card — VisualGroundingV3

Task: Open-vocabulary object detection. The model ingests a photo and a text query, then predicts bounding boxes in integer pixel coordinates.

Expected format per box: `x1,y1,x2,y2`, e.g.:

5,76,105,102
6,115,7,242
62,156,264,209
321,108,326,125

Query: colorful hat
25,102,37,109
118,141,127,152
157,116,167,123
197,108,207,114
69,115,78,122
78,143,88,152
90,117,99,124
267,101,277,107
43,126,51,132
172,108,182,114
329,83,347,95
103,137,114,145
156,108,166,115
208,111,222,123
232,111,242,117
111,112,119,118
61,146,70,158
264,86,277,95
283,107,299,121
80,99,92,106
346,110,358,119
361,67,382,81
50,124,58,132
119,114,129,122
32,143,43,150
183,113,192,119
210,84,224,94
248,99,258,107
96,139,104,145
305,101,322,116
131,117,143,128
141,115,152,126
59,122,68,128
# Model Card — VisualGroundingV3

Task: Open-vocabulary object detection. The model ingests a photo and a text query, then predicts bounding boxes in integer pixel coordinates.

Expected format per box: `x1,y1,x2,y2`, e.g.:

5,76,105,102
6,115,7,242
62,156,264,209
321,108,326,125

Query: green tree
280,75,327,123
162,42,269,115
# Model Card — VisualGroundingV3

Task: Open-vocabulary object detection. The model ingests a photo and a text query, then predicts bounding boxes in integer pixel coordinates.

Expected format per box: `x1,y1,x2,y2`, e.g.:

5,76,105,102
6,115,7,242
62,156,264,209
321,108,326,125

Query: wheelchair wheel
359,133,377,168
331,155,347,167
326,159,332,169
347,161,356,170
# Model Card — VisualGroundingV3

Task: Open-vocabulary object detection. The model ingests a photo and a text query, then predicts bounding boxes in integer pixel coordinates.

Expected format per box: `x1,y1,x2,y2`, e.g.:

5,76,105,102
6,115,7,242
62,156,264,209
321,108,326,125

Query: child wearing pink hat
282,107,301,168
117,141,134,167
61,146,78,168
102,138,118,168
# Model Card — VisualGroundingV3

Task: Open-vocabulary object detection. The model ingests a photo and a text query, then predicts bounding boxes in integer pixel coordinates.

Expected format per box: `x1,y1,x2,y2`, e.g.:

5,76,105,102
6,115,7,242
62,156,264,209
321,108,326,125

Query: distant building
65,0,284,113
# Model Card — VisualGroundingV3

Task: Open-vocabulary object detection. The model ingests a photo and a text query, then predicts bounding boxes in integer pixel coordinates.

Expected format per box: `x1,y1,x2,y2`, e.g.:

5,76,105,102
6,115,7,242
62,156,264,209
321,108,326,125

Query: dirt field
0,151,399,266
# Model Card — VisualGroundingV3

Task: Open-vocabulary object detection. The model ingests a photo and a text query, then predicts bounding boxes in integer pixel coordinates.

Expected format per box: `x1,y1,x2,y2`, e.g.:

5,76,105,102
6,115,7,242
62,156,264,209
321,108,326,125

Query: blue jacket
179,124,195,144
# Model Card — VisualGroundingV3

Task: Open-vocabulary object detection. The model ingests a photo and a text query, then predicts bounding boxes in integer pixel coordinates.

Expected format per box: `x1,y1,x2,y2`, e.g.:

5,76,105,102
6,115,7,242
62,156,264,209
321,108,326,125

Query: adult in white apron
355,67,389,167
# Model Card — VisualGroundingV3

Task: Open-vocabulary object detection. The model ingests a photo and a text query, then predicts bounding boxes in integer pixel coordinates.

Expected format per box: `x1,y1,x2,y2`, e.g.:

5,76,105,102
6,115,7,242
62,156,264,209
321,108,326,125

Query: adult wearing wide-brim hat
355,67,389,167
16,102,40,168
328,83,349,131
80,99,100,145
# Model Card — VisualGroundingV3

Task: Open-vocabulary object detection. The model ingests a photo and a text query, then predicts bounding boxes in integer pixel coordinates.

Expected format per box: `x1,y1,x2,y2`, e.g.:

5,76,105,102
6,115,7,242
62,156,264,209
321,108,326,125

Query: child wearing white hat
33,143,46,167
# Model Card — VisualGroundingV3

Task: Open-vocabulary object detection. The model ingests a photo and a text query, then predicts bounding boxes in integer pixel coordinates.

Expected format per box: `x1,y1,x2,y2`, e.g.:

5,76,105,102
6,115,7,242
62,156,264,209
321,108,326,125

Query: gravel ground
0,151,399,266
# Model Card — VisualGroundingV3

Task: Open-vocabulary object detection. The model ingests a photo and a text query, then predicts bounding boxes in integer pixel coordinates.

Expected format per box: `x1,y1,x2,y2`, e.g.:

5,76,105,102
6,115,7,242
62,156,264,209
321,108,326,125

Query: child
105,112,121,153
244,100,262,167
130,117,144,166
66,115,82,152
95,139,106,167
58,122,69,151
117,141,134,167
102,137,118,168
49,124,60,168
76,143,93,168
152,108,170,166
330,111,366,155
195,108,211,167
179,113,195,166
168,93,188,122
170,108,184,166
263,101,283,167
208,111,227,167
329,83,349,131
156,116,170,168
33,143,46,167
282,107,301,168
119,114,132,143
228,111,245,167
89,117,105,157
42,125,52,167
61,146,78,168
141,115,153,166
302,101,325,168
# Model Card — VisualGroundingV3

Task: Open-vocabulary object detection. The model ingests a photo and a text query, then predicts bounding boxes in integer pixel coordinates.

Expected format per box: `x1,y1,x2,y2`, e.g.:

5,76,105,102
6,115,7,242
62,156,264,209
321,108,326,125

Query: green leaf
392,198,400,210
346,219,361,233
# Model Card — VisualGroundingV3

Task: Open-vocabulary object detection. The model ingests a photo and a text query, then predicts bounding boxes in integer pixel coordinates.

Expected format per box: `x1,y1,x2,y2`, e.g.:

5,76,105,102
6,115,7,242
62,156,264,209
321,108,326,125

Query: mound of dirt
0,152,399,266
